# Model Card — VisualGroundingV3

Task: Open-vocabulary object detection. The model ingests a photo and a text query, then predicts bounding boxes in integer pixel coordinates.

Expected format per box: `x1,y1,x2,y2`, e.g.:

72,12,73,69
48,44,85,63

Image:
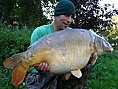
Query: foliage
0,23,32,89
98,15,118,48
0,23,32,65
70,0,118,48
88,50,118,89
0,0,118,47
1,0,117,28
71,0,116,29
0,0,53,28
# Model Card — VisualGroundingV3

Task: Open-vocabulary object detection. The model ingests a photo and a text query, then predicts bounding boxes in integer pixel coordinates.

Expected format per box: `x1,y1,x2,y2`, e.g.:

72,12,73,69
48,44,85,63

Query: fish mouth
109,48,114,52
104,47,113,52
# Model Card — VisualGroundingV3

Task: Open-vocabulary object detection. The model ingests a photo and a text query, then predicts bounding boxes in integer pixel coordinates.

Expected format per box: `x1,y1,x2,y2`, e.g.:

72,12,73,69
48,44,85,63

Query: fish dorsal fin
71,69,82,78
12,62,28,86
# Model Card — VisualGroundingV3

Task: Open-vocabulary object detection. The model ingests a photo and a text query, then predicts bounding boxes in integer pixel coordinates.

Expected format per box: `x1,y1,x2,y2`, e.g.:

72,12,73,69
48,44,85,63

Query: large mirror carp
3,29,113,86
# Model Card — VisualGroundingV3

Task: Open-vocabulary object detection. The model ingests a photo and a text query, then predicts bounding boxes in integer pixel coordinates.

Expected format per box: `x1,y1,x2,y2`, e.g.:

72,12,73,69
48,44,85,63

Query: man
26,0,76,89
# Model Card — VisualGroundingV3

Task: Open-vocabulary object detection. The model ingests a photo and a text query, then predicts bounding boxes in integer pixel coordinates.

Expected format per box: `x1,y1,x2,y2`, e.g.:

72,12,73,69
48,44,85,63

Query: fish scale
3,29,113,86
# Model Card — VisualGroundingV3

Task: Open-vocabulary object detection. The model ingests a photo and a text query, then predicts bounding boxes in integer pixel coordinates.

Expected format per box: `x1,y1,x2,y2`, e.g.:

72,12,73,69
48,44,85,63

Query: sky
99,0,118,9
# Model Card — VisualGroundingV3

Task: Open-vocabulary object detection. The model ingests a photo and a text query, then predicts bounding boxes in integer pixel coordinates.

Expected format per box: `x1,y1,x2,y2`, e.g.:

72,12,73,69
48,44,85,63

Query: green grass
88,50,118,89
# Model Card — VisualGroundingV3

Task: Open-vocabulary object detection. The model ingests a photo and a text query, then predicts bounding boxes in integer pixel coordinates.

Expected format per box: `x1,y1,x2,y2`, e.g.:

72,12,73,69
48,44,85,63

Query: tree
0,0,55,28
70,0,117,46
105,15,118,48
0,0,14,24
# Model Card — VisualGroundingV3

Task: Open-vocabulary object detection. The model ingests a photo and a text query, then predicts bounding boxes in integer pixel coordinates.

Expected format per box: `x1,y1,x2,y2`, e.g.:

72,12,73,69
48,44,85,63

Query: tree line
0,0,117,47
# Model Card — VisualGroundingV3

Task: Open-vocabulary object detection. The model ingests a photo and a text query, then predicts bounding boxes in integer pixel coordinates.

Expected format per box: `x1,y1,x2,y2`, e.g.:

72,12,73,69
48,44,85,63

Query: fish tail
3,53,23,69
12,62,28,86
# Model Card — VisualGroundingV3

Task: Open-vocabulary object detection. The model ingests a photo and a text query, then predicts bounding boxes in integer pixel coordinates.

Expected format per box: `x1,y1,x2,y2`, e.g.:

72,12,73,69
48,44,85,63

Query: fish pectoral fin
65,73,72,80
12,62,29,86
71,69,82,78
90,53,98,65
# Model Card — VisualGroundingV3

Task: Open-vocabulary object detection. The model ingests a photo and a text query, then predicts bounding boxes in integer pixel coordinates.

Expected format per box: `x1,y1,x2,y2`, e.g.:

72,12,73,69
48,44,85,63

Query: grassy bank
88,50,118,89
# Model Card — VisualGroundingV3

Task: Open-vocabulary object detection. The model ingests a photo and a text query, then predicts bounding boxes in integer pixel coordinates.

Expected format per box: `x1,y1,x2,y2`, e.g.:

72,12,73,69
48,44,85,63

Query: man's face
55,15,73,30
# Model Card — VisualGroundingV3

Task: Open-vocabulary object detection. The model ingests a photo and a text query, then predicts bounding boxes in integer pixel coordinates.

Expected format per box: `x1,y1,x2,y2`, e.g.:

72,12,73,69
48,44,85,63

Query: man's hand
36,62,49,72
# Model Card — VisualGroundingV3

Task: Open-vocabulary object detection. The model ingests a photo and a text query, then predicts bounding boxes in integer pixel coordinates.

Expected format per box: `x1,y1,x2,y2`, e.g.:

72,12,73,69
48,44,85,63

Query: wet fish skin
3,29,113,86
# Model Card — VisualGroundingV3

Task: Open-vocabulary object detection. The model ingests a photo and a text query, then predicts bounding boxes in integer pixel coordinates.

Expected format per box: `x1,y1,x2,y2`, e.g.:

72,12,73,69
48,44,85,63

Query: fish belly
45,45,92,74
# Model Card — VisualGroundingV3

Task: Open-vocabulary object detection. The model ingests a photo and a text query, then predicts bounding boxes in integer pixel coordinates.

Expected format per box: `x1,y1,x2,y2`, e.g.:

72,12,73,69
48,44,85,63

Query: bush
0,23,32,65
0,23,32,89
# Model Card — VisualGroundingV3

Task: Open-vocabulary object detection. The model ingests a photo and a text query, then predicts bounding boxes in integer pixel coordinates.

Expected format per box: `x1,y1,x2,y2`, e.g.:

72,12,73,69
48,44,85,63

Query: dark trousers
25,72,65,89
25,64,91,89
